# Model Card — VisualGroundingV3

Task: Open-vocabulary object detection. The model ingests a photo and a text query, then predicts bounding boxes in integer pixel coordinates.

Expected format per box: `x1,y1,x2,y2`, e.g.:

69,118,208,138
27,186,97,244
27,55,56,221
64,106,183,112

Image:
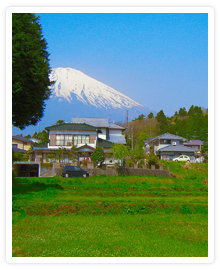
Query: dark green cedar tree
155,110,168,134
12,13,53,129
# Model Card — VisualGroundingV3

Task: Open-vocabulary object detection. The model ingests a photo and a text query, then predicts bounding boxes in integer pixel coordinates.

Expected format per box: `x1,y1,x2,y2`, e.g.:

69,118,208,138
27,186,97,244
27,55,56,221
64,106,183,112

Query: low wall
116,167,170,177
86,167,170,177
86,168,118,177
52,164,171,178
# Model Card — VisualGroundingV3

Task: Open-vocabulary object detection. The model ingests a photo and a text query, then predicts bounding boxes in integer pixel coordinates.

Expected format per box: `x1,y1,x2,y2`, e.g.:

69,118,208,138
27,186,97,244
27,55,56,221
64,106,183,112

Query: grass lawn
12,162,208,257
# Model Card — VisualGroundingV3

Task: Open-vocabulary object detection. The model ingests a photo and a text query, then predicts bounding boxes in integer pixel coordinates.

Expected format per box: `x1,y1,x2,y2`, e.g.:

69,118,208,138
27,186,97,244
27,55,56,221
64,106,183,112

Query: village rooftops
148,133,187,142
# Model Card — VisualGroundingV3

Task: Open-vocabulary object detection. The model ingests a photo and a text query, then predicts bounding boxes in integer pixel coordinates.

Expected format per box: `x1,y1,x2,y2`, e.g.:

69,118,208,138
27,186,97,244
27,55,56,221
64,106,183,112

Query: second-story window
56,135,73,146
73,135,89,145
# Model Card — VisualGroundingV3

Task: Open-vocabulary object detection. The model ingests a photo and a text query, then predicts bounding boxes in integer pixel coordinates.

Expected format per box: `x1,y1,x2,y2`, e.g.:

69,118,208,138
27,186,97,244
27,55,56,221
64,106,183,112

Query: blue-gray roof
72,117,108,127
12,147,27,153
158,145,195,152
108,135,126,144
149,133,187,142
13,135,33,143
72,117,125,130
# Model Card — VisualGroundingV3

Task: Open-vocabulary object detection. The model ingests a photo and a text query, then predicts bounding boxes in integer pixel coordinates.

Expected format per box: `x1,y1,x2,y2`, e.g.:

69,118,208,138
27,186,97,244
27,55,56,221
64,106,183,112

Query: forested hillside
123,105,208,148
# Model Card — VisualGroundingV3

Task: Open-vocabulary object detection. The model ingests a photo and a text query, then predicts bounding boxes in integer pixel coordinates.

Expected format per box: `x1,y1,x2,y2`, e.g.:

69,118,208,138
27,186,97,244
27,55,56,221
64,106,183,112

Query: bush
91,147,105,166
147,154,159,167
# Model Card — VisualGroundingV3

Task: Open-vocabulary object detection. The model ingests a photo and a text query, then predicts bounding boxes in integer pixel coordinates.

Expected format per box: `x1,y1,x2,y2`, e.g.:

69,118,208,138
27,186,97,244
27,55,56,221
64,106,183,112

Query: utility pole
131,127,133,151
126,110,128,139
38,123,42,143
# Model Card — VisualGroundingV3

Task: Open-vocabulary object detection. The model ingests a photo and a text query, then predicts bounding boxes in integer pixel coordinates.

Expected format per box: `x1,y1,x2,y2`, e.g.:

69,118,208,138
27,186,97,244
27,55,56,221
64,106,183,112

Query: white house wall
98,128,107,140
109,129,122,136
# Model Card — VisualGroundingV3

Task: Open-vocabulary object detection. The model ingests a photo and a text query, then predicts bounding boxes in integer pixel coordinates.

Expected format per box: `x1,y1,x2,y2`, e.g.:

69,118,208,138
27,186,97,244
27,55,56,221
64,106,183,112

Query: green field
12,162,208,257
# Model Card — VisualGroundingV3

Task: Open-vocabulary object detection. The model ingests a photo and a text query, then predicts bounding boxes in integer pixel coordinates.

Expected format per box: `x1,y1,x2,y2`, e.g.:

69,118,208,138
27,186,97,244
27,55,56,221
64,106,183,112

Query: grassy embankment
12,161,208,257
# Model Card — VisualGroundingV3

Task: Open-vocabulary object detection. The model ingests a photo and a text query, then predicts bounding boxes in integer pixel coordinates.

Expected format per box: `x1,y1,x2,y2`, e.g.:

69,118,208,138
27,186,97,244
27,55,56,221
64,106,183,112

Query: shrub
147,154,159,167
91,147,105,166
130,148,145,164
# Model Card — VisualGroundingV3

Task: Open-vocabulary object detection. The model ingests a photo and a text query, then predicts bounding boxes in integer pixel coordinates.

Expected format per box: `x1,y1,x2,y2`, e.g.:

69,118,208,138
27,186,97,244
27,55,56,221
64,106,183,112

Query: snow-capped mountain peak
49,67,143,109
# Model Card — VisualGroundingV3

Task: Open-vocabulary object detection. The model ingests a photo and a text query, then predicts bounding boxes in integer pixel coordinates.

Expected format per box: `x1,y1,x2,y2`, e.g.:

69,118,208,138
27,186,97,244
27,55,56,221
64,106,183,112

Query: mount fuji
12,67,156,135
48,67,155,120
50,67,144,109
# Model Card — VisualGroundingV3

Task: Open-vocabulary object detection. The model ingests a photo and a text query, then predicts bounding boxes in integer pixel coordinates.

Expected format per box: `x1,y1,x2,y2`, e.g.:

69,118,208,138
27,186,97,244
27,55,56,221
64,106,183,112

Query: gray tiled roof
108,123,125,130
12,135,33,143
72,117,125,130
158,145,195,152
108,135,126,144
12,147,27,153
72,117,108,127
149,133,187,142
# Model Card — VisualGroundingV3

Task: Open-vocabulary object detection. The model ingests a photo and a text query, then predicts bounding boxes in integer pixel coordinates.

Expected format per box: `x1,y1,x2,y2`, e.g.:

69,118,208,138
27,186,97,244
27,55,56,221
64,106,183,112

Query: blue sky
36,12,208,116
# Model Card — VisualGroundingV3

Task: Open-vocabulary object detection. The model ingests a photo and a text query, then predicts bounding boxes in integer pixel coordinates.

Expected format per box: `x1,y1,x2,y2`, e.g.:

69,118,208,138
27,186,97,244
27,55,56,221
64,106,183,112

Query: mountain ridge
12,67,156,136
49,67,145,109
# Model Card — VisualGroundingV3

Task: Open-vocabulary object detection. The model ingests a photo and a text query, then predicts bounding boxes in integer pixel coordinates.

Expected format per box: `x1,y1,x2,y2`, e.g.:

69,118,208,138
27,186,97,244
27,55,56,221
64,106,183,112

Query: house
184,140,204,157
157,144,195,161
32,119,126,163
12,135,34,153
32,122,100,163
72,117,126,144
148,133,195,160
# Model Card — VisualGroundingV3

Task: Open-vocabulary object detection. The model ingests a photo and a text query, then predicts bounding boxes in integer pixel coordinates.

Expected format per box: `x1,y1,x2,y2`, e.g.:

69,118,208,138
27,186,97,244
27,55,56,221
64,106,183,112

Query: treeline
120,105,208,148
25,106,208,148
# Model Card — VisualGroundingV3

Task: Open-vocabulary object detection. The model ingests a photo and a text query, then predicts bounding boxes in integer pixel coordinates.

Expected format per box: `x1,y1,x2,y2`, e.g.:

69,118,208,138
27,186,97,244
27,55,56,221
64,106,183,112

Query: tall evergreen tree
155,110,168,134
12,13,53,129
147,112,154,119
178,107,187,116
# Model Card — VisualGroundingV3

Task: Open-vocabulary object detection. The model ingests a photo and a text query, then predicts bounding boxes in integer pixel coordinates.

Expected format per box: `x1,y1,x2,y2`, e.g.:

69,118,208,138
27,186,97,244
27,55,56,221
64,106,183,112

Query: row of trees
124,105,208,149
39,145,156,168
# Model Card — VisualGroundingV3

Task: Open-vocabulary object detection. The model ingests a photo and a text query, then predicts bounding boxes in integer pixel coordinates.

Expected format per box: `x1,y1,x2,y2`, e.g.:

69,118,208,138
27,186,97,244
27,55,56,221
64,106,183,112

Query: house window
162,140,171,144
73,135,89,145
56,135,73,146
12,144,18,148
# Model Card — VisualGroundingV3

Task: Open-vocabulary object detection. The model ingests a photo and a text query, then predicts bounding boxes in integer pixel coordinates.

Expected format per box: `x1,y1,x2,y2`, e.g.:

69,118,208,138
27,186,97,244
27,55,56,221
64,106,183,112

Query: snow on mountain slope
12,67,157,136
49,67,144,109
